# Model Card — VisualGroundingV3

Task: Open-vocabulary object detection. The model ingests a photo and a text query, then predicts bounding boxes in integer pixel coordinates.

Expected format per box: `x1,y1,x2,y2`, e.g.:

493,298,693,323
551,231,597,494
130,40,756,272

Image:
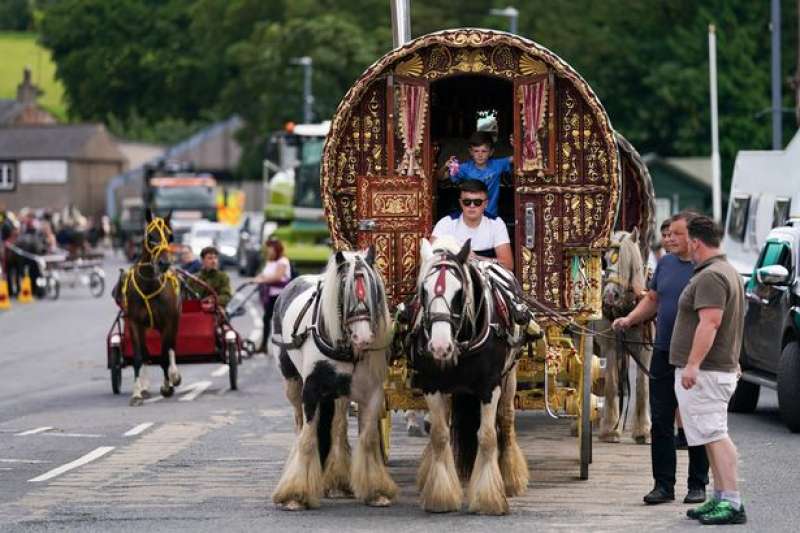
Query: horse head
418,236,472,365
602,229,644,317
321,246,388,354
143,208,173,268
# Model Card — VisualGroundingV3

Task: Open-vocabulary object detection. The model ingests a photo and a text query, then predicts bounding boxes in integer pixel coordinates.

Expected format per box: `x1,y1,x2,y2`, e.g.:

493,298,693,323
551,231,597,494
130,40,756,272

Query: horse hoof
130,396,144,407
171,374,182,387
325,488,354,499
161,385,174,398
634,435,649,445
280,500,306,511
367,495,392,507
599,434,620,443
140,390,151,399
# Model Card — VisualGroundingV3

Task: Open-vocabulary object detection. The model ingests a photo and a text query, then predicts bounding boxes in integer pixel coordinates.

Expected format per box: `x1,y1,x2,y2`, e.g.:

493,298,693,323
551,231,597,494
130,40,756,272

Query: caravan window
773,197,791,228
727,195,750,242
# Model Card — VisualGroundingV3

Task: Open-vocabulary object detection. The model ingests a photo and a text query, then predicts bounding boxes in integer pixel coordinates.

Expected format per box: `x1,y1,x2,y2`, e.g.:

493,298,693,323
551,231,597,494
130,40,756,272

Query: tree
0,0,32,30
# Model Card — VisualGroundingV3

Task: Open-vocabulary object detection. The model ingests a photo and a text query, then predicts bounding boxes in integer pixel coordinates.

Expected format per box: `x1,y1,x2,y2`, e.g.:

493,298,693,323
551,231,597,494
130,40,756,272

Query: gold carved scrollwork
490,45,516,74
520,54,548,76
521,246,538,297
372,193,418,216
560,90,579,184
395,54,424,77
452,48,489,73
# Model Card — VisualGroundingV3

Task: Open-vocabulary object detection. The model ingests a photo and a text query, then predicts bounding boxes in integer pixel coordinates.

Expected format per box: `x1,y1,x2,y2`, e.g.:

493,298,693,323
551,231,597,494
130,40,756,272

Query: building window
0,161,16,192
773,197,791,228
727,194,750,242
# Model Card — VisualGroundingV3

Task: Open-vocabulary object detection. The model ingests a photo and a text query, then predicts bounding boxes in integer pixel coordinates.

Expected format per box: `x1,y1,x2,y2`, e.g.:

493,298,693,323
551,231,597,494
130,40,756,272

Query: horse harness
270,261,377,363
119,218,179,329
403,253,535,367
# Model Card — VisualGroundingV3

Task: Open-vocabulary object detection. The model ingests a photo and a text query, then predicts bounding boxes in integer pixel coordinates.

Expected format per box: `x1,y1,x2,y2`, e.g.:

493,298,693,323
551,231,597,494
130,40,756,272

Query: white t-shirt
260,256,291,296
431,214,510,252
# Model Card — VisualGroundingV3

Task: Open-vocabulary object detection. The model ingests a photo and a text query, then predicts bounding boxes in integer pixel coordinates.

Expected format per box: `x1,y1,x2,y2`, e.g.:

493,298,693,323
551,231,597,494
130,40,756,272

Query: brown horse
113,209,181,406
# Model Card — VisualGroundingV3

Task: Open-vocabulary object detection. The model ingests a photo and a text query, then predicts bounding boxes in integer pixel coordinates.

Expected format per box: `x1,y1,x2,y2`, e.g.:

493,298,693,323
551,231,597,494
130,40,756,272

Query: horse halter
338,259,375,328
143,217,172,261
421,253,468,338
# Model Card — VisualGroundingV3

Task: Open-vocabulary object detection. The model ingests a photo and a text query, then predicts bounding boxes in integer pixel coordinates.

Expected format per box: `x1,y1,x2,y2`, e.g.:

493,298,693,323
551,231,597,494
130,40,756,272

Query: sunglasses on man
460,198,484,207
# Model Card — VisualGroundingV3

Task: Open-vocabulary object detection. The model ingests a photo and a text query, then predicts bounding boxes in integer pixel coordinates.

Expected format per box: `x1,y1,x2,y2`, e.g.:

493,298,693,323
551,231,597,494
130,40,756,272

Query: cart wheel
379,412,391,465
89,272,105,298
110,346,122,395
46,277,60,300
227,341,238,390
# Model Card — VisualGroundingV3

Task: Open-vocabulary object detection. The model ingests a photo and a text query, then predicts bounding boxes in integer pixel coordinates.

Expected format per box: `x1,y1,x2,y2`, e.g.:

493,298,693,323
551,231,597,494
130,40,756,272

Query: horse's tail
317,397,335,468
451,392,481,479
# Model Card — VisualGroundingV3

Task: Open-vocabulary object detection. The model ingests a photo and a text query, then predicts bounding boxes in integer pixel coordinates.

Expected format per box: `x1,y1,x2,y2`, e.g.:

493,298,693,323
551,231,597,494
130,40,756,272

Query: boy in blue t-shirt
440,131,512,218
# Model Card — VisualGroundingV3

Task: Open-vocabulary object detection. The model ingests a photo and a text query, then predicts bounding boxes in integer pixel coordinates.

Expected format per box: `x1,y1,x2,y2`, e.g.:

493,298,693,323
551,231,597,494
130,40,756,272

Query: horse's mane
615,231,645,294
319,250,390,346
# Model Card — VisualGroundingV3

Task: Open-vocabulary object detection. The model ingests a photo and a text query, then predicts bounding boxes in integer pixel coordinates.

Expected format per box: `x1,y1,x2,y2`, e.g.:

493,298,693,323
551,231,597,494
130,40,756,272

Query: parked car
730,220,800,432
184,221,239,268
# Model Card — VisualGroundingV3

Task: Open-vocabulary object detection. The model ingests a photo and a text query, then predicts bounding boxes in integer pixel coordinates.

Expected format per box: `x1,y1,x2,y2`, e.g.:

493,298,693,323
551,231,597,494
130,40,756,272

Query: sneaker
686,498,718,519
698,501,747,525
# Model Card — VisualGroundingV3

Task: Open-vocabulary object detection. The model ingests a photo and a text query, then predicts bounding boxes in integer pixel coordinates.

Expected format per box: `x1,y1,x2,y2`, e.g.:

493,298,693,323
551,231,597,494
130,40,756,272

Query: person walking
672,216,747,525
613,211,709,505
254,238,291,352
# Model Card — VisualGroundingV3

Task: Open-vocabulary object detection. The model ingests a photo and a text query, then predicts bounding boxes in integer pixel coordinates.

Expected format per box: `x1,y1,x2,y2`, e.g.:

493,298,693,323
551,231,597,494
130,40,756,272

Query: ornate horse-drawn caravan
319,29,655,480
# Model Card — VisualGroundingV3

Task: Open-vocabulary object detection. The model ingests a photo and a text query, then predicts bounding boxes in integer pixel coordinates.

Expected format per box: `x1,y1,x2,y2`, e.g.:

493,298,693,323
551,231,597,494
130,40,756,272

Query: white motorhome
722,130,800,275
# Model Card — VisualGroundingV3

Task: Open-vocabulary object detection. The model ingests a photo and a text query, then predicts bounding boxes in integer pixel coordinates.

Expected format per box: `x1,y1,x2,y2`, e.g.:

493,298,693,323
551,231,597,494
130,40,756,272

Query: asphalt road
0,253,797,532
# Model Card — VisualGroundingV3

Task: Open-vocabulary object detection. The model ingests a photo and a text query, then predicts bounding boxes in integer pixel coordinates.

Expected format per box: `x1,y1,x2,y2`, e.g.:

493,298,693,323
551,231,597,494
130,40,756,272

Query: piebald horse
112,209,181,406
400,236,536,515
597,229,652,443
270,248,396,510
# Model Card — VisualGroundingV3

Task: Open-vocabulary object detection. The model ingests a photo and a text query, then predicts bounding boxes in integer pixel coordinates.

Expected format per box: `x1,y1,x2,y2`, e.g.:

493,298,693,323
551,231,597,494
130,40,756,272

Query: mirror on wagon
756,264,791,286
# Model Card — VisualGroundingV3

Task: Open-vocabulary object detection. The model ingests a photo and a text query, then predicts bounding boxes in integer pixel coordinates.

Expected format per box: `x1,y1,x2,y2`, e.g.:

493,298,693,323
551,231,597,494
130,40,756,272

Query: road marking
123,422,154,437
211,365,229,377
0,458,51,464
28,446,115,482
179,381,212,402
42,433,103,438
15,427,53,436
143,396,163,404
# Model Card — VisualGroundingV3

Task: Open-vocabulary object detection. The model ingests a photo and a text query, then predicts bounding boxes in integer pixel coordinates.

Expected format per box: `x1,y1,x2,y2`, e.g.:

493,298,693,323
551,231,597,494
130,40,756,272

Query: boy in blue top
440,131,512,219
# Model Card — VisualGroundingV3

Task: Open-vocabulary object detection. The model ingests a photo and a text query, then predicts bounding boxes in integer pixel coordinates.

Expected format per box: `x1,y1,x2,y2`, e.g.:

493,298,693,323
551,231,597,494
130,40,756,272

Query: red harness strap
355,274,366,302
434,264,447,296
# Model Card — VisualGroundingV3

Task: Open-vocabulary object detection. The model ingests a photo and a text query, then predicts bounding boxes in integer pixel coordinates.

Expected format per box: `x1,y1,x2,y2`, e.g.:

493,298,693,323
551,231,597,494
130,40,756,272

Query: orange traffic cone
18,266,34,304
0,268,10,311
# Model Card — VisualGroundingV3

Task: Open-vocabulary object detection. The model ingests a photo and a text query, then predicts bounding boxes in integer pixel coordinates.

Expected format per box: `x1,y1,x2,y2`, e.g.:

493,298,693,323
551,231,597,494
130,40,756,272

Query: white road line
15,427,53,436
211,365,229,377
123,422,154,437
178,381,212,402
0,458,51,464
28,446,115,483
143,396,163,404
42,433,103,438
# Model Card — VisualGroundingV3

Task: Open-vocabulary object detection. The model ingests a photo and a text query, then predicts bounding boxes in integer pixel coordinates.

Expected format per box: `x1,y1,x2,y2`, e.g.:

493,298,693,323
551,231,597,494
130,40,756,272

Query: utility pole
709,25,722,224
290,57,314,124
490,6,519,34
771,0,783,149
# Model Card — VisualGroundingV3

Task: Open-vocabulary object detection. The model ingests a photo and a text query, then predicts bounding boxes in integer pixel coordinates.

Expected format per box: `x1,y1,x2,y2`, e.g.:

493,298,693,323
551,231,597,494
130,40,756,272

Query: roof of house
0,124,125,162
644,154,712,190
0,100,24,125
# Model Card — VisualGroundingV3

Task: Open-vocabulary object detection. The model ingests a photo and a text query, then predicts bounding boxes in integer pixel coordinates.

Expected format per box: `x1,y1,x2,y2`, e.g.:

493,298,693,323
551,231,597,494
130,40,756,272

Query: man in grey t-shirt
672,216,746,525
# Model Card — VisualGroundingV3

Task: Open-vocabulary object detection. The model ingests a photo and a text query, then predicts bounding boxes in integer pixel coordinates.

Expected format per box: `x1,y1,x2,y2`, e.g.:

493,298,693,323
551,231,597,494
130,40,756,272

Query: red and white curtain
520,79,548,171
396,84,428,178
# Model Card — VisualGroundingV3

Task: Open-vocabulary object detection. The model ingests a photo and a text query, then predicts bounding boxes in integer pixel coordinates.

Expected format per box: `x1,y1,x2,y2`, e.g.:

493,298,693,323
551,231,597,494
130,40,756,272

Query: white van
722,131,800,275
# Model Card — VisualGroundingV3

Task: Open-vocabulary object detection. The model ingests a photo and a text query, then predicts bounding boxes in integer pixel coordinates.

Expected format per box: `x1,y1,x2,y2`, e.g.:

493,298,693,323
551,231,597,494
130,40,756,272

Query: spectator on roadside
179,245,202,274
613,211,709,506
254,238,291,352
190,246,232,307
672,216,747,525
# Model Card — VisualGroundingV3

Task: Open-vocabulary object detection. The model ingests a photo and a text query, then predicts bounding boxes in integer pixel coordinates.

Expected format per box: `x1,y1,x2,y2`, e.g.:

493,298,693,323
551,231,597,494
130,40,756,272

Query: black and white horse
401,236,535,515
269,248,396,510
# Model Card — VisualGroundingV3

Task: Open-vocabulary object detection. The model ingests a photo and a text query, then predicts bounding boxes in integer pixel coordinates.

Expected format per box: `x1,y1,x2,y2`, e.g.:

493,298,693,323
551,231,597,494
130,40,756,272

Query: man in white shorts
431,179,513,271
670,215,746,525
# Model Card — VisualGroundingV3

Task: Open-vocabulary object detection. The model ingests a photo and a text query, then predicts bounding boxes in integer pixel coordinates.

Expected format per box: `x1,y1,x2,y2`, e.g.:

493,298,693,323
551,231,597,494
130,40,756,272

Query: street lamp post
290,56,314,124
490,6,519,34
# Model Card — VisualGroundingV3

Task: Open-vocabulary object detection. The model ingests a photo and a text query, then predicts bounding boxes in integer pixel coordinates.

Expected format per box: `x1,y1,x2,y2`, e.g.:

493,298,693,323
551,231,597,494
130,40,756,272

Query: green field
0,31,66,120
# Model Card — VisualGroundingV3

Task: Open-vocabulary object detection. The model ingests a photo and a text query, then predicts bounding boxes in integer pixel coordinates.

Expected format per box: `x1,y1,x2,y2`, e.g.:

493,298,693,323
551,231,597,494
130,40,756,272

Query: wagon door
355,75,432,305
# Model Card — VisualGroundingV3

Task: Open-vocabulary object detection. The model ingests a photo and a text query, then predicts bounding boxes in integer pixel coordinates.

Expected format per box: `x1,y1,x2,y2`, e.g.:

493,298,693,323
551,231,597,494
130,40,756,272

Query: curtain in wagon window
396,84,428,179
520,79,548,171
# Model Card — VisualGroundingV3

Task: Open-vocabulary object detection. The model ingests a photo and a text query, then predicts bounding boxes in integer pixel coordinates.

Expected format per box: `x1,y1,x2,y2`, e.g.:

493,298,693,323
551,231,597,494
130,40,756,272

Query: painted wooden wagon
320,29,656,479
